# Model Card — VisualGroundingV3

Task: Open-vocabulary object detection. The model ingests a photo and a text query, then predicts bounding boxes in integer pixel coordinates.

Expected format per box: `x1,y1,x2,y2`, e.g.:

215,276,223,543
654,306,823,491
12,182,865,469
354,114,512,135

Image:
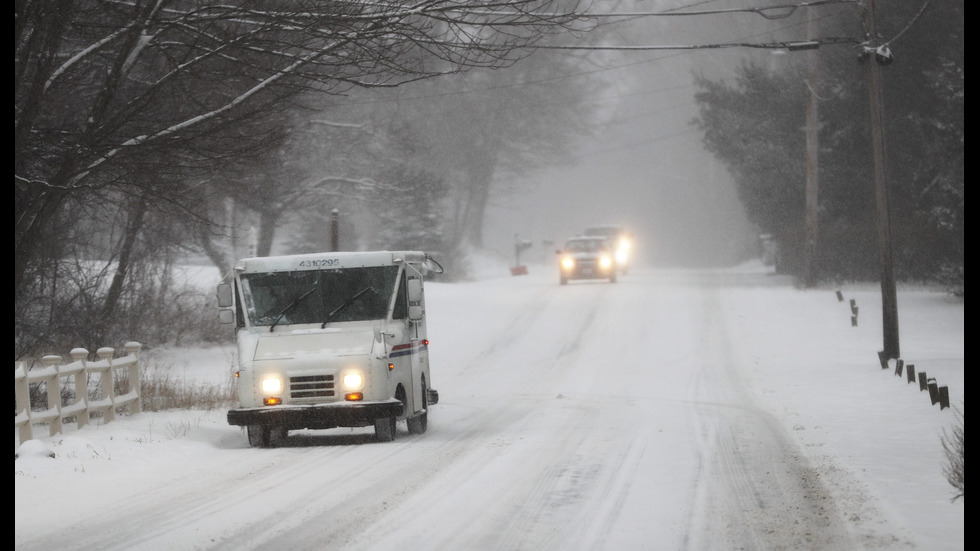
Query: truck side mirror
407,278,422,302
408,305,423,321
217,282,233,308
407,278,423,321
218,309,235,324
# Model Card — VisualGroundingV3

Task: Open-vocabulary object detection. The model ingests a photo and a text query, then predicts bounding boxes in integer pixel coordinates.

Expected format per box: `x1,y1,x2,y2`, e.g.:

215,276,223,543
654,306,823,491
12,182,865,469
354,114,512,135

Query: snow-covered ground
15,254,963,550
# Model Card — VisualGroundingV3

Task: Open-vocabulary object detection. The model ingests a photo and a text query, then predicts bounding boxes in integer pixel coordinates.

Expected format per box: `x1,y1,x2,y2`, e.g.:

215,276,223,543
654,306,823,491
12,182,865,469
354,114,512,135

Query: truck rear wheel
374,416,396,442
407,381,428,435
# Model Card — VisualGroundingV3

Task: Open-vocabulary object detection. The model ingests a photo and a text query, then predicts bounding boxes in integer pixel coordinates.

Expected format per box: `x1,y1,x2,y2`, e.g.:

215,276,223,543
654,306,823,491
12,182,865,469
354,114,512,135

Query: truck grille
289,374,335,399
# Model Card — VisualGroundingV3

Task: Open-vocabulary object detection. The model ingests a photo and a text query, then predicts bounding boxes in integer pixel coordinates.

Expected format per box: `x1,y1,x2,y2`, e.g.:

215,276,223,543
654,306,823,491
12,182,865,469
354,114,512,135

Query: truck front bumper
227,399,404,430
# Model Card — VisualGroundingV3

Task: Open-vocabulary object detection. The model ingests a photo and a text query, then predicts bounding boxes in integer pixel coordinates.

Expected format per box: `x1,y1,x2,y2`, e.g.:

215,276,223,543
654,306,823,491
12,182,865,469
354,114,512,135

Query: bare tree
330,42,607,256
16,0,587,303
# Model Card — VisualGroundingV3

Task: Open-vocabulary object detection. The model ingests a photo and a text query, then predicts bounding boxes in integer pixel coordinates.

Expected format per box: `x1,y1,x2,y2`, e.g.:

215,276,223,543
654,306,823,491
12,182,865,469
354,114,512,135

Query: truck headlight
617,239,631,262
599,256,613,270
261,376,282,394
342,371,364,391
561,257,575,270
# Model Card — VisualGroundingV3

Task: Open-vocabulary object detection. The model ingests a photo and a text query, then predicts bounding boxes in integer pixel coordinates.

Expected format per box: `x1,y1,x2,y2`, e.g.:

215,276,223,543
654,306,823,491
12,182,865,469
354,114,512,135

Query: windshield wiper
269,285,317,332
321,287,373,329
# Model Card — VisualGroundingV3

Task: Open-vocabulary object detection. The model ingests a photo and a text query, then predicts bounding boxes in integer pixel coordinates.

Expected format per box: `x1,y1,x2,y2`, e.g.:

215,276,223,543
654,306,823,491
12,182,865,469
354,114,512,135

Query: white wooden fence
14,342,142,447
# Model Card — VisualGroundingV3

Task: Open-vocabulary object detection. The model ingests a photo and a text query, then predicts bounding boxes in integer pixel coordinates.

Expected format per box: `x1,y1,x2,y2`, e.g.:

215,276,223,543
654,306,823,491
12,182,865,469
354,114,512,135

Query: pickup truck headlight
342,371,364,391
560,257,575,270
261,376,282,394
616,238,631,262
599,255,613,270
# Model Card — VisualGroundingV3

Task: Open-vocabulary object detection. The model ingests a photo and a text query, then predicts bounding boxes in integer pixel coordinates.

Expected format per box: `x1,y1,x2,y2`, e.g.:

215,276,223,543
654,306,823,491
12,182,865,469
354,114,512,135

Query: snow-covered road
15,262,963,550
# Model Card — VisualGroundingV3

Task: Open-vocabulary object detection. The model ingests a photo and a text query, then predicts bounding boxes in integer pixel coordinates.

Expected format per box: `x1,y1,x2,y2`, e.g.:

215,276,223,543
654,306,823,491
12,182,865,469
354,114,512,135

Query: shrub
940,405,964,502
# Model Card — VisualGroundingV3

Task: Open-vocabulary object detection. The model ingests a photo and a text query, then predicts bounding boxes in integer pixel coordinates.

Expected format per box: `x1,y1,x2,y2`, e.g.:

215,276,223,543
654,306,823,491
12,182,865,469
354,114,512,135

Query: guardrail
15,342,142,447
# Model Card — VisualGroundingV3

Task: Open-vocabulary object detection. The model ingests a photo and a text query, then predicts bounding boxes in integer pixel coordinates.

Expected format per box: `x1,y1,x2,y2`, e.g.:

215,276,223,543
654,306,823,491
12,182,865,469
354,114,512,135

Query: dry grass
941,405,965,502
138,359,236,412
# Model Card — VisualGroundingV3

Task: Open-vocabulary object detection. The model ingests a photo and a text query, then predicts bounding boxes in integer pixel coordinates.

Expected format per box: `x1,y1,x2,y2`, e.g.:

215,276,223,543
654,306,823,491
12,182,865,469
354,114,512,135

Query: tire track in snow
685,283,858,550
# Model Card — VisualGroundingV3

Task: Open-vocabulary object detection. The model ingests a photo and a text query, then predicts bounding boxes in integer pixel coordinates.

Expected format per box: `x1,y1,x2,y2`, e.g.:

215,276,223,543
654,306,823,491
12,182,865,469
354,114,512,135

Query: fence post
69,348,90,428
893,359,904,377
97,347,116,423
918,371,928,391
927,378,939,405
14,361,33,443
124,341,143,414
906,363,915,384
40,354,63,436
938,386,949,410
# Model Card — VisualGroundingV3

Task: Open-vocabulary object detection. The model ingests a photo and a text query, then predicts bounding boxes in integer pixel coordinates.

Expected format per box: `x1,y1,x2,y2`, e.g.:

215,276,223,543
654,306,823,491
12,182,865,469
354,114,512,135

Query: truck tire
247,425,287,447
247,425,267,447
407,381,428,435
374,416,396,442
267,427,288,448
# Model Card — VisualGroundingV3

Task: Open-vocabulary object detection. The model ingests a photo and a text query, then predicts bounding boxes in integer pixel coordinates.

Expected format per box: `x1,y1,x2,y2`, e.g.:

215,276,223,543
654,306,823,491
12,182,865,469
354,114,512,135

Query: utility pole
862,0,900,359
803,6,820,288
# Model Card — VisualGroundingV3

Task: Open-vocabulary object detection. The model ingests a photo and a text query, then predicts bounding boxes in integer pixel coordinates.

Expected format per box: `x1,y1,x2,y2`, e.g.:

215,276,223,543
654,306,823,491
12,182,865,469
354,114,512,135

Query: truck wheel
560,277,568,285
374,416,396,442
247,425,268,447
407,381,428,435
267,427,288,448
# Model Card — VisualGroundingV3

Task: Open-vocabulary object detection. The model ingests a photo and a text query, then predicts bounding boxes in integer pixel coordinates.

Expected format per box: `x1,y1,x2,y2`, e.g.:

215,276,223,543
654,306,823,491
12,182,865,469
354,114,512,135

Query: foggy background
481,1,822,268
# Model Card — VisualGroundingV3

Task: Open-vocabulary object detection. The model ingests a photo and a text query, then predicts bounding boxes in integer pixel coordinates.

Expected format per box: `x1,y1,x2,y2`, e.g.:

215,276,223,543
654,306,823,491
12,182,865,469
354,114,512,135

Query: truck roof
584,225,627,236
235,251,427,273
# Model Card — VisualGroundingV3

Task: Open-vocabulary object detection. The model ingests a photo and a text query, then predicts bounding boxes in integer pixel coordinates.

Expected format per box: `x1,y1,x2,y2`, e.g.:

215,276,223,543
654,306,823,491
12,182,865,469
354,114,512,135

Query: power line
338,2,858,105
880,0,936,47
582,0,858,20
527,36,859,52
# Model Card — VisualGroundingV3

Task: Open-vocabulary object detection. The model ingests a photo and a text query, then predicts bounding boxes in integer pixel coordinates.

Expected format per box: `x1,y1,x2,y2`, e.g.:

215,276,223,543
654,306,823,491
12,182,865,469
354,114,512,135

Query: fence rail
14,342,142,447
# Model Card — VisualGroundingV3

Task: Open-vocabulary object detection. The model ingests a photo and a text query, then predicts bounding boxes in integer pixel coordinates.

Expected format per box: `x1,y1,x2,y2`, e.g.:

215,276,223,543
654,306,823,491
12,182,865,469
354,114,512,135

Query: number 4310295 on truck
216,250,442,447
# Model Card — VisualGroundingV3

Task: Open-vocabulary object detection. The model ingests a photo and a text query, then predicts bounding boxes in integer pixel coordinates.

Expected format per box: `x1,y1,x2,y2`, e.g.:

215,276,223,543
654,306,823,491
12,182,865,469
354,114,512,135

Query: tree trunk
99,196,148,325
257,208,280,257
15,185,70,301
460,157,496,249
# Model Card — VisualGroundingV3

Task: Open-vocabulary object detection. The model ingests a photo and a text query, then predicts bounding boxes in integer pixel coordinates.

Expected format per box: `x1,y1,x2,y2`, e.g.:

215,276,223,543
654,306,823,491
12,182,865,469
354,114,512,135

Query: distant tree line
15,0,599,356
692,1,963,293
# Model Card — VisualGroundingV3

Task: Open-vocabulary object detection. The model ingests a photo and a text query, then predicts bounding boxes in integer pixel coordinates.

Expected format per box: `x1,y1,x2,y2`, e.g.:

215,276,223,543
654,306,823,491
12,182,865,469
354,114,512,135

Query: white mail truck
217,251,441,446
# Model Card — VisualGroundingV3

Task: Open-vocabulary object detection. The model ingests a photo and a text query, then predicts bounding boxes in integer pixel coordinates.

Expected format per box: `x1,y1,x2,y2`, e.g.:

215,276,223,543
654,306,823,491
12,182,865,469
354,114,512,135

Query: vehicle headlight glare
599,256,613,269
561,257,575,270
343,372,364,390
261,376,282,394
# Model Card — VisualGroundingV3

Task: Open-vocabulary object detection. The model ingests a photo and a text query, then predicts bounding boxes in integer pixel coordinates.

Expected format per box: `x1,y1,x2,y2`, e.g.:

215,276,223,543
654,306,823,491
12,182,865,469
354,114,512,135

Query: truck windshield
240,265,401,327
